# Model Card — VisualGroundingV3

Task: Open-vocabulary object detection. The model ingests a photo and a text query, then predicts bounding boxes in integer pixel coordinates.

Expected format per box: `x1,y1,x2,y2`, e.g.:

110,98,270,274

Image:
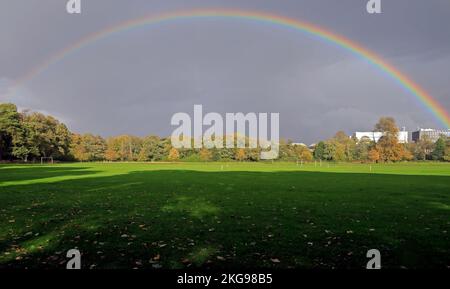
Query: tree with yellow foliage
199,148,212,162
300,149,313,162
71,134,89,162
235,148,246,161
444,145,450,162
294,145,313,162
400,146,414,161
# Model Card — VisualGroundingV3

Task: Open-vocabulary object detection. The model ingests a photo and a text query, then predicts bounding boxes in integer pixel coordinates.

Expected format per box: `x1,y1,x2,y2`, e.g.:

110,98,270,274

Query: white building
411,129,450,143
291,143,307,147
354,131,408,143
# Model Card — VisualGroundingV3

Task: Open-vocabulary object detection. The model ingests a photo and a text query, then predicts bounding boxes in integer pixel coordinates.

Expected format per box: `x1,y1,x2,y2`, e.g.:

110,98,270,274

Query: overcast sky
1,0,449,144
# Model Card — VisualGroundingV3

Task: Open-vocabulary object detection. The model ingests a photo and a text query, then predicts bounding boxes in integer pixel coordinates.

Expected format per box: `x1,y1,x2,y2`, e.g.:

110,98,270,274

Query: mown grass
0,162,449,269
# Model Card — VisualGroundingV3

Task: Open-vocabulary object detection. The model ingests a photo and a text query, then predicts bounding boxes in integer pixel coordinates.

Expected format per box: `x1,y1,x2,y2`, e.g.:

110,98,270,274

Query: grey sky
1,0,449,144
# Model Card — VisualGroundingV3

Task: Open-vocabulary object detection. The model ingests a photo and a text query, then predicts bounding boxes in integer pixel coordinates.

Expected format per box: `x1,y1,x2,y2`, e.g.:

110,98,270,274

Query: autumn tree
71,134,88,161
235,148,246,161
374,117,399,133
168,147,180,161
104,147,119,161
293,145,312,162
400,147,414,161
334,131,349,143
333,131,356,161
199,148,212,162
106,135,142,161
71,133,106,161
105,137,124,161
444,145,450,162
299,148,313,162
373,117,407,162
368,148,380,163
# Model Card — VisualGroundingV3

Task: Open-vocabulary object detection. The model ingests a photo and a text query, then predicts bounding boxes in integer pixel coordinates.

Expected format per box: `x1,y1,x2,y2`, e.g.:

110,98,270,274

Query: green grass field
0,162,449,269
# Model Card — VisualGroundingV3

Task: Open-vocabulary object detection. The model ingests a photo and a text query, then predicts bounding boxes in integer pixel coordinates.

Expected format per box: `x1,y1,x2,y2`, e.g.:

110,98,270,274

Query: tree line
1,103,449,162
313,117,449,162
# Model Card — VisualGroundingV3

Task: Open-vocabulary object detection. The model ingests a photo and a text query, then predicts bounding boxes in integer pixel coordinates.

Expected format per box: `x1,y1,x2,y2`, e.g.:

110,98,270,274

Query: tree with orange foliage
168,147,180,161
374,117,410,162
368,148,380,163
235,148,246,161
104,148,119,161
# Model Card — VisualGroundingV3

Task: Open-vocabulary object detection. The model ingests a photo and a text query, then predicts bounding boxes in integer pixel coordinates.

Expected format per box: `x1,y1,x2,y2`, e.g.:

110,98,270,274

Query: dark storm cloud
0,0,449,144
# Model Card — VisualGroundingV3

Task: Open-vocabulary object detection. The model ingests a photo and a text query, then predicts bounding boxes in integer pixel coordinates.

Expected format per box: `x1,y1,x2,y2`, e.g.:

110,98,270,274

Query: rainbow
9,8,450,128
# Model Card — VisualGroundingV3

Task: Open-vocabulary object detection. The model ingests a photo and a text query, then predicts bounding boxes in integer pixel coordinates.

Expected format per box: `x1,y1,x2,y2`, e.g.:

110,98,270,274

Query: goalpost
40,157,54,165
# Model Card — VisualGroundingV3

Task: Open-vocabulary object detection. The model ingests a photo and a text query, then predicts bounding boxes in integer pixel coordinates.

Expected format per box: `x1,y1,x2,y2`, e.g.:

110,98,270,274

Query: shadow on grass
0,165,95,184
0,167,449,269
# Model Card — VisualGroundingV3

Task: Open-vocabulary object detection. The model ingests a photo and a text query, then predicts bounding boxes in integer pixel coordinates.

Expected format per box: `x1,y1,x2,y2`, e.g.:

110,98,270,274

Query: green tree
431,136,447,161
323,141,336,161
354,137,373,162
314,141,326,160
0,103,21,160
138,135,167,161
22,112,72,160
321,139,346,161
217,147,235,161
11,116,39,161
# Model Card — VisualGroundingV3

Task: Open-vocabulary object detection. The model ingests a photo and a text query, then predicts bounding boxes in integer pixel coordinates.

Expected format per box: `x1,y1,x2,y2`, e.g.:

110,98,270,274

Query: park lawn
0,162,449,269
